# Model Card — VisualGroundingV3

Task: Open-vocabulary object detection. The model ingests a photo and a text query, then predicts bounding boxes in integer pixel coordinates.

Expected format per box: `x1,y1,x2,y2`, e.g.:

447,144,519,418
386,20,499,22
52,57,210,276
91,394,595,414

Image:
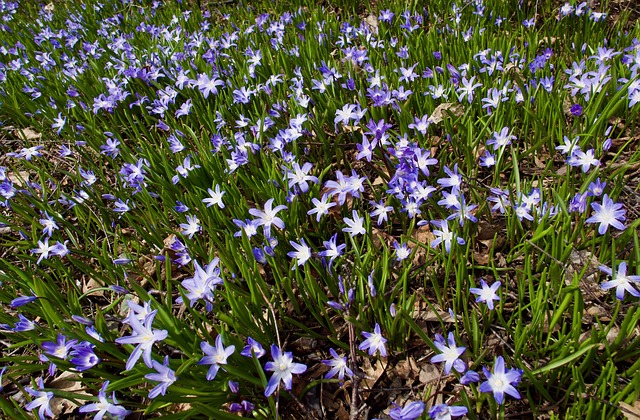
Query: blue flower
430,332,466,374
146,356,176,398
359,323,387,357
469,279,501,310
264,345,307,397
25,378,54,419
598,261,640,300
199,335,235,380
322,348,353,380
389,401,425,420
479,356,522,405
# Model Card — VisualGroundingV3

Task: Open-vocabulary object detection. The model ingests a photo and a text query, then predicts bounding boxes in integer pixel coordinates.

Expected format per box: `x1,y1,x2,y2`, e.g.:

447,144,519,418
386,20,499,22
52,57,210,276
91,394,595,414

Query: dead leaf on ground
14,127,42,140
620,400,640,420
429,103,464,125
49,371,91,416
360,357,386,390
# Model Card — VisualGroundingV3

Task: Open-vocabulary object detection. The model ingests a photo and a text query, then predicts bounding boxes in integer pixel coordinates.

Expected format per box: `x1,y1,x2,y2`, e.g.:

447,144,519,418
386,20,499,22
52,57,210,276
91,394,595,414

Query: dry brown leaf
429,103,464,125
6,171,30,187
395,357,419,380
360,358,386,389
14,127,41,140
82,276,105,297
49,371,91,416
620,401,640,420
418,363,440,385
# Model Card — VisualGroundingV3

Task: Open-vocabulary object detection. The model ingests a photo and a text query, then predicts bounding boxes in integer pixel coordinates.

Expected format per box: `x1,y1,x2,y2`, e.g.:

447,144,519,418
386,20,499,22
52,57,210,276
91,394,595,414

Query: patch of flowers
0,0,638,418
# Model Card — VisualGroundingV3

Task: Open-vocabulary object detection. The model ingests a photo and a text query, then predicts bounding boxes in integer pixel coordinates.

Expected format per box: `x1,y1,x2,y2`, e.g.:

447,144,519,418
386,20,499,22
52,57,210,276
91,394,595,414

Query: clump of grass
0,0,639,419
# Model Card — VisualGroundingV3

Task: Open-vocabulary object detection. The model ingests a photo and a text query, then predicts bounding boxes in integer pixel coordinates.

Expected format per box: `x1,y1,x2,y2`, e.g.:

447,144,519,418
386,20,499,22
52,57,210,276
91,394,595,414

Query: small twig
348,320,361,420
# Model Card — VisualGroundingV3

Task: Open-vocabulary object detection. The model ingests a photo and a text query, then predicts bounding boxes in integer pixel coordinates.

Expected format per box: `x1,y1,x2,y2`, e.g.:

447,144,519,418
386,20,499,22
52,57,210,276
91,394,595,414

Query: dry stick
348,320,362,420
256,280,282,419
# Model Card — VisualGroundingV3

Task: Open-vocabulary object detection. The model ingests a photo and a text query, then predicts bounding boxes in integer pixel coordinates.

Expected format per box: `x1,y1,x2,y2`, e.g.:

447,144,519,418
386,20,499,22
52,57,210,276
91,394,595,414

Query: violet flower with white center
39,212,58,237
322,348,353,380
394,242,411,262
408,114,430,135
288,239,312,269
437,164,463,192
430,332,466,374
79,381,130,420
180,215,201,239
202,185,225,208
487,127,516,150
568,148,600,172
430,219,465,253
286,162,318,193
598,261,640,300
370,200,393,225
70,342,101,371
146,356,176,398
198,335,235,380
470,279,501,310
31,239,53,264
585,194,626,235
115,309,168,370
587,178,606,197
389,401,425,420
359,323,387,357
307,194,336,222
342,210,366,236
241,337,266,358
25,377,54,419
318,233,345,268
264,345,307,397
42,333,77,361
479,356,522,404
178,259,221,311
249,198,287,237
428,403,468,419
233,218,260,238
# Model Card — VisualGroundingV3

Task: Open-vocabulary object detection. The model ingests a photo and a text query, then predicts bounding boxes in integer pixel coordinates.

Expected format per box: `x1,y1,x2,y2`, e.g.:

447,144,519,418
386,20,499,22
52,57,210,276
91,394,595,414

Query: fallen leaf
620,401,640,420
429,103,464,125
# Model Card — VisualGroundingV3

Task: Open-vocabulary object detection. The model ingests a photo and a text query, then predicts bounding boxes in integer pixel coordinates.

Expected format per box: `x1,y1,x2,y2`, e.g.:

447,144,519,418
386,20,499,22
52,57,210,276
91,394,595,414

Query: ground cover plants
0,0,639,418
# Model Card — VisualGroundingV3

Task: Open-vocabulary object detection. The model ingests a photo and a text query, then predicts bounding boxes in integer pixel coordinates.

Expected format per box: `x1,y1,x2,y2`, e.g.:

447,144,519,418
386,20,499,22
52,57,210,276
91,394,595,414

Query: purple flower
598,261,640,300
11,294,38,308
430,219,465,253
389,401,425,420
428,403,468,419
70,342,101,371
430,332,466,374
288,239,312,269
202,185,225,208
249,198,287,236
14,314,38,332
146,356,176,398
25,378,54,419
42,334,77,362
358,323,387,357
241,337,266,358
570,103,583,116
342,210,366,236
322,348,353,380
585,194,626,235
79,381,130,419
115,309,168,370
264,345,307,397
469,279,501,310
479,356,522,404
180,215,201,239
286,162,318,193
198,335,235,380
